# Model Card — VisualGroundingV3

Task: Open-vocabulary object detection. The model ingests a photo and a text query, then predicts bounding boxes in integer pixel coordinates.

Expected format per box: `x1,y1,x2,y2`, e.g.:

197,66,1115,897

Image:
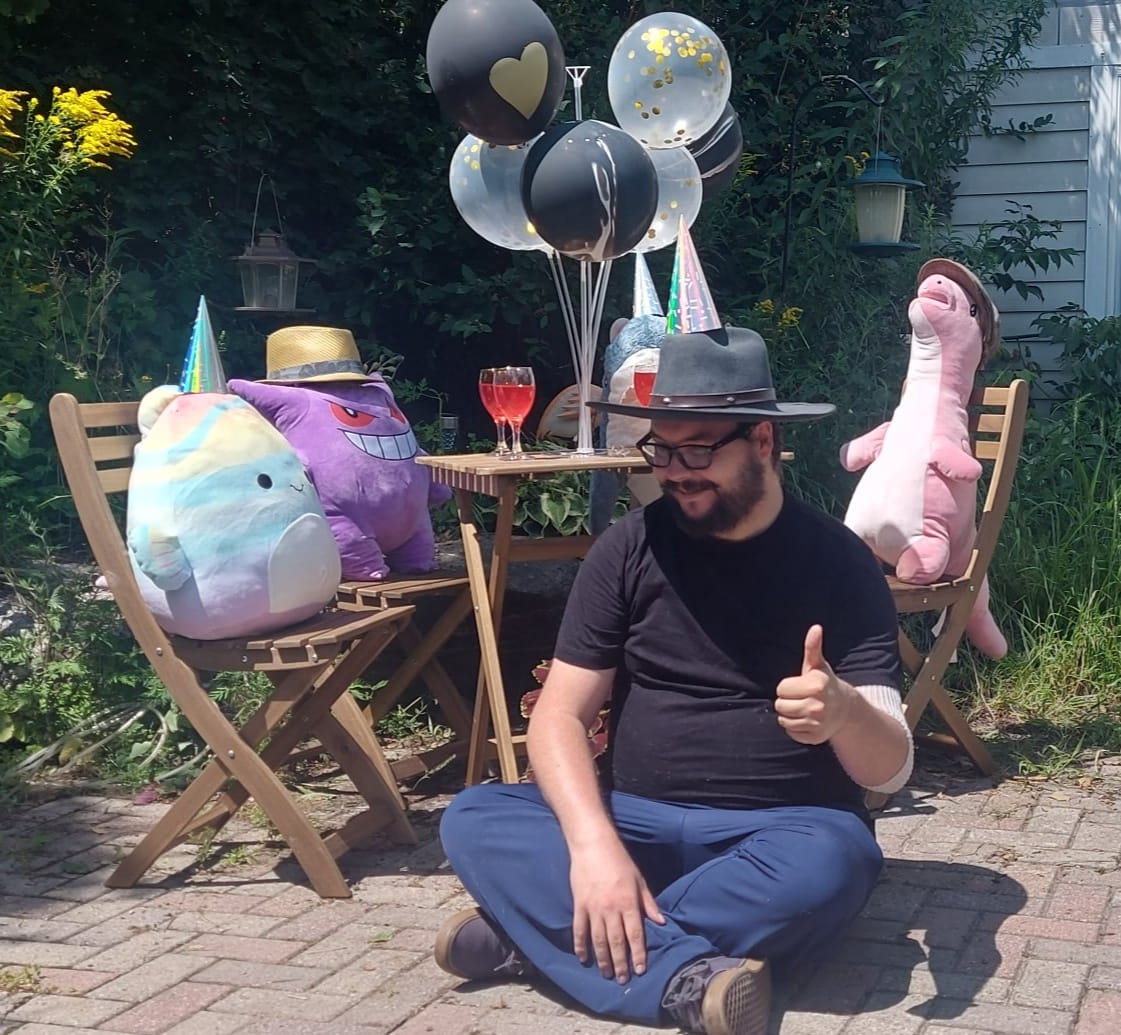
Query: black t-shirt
554,493,902,816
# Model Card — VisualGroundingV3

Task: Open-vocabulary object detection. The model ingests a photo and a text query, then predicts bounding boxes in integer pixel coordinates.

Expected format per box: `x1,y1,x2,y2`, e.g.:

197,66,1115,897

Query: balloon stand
546,248,613,455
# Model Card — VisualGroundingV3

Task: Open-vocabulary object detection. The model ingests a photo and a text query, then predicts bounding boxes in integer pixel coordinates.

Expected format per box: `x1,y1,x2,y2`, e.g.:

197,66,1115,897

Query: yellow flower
49,88,137,168
779,306,803,329
0,88,27,142
755,298,775,315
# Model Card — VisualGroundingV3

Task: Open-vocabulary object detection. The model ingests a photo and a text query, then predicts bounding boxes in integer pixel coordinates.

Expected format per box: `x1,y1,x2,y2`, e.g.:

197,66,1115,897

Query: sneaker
433,907,532,981
662,955,771,1035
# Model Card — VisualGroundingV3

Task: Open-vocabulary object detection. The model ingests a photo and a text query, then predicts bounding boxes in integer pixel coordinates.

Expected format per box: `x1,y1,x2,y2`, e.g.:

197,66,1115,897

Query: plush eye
969,303,978,317
257,474,273,489
330,402,375,428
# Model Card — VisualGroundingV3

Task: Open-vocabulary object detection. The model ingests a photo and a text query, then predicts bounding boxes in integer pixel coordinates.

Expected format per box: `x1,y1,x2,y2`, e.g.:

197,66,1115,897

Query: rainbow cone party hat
179,295,228,394
665,216,721,335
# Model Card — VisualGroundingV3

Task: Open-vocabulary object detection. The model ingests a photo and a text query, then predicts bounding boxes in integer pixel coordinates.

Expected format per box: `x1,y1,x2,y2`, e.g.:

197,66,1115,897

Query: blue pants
440,783,883,1025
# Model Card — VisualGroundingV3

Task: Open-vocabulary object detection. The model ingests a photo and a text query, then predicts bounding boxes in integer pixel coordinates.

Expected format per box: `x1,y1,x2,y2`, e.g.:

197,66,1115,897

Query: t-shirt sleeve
553,520,631,671
828,536,904,691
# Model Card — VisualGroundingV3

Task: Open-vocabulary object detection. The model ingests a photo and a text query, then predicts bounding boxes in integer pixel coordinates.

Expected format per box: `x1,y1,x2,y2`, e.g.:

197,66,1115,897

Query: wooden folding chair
335,574,474,780
49,393,419,899
876,379,1029,799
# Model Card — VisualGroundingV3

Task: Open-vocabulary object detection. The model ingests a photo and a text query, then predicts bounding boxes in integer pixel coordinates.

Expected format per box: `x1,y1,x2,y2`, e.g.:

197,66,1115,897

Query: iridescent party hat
632,252,664,318
665,216,721,335
179,295,228,394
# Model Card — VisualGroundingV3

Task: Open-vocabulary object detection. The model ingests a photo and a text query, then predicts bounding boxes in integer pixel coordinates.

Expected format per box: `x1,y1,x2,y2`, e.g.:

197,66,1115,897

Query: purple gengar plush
229,376,452,581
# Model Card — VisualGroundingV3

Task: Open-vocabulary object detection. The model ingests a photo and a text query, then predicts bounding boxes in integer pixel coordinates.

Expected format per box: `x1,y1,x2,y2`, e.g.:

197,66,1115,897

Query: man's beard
663,453,768,538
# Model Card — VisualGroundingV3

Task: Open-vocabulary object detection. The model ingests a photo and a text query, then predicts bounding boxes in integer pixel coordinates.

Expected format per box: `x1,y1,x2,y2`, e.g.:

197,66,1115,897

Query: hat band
268,358,366,381
654,387,777,408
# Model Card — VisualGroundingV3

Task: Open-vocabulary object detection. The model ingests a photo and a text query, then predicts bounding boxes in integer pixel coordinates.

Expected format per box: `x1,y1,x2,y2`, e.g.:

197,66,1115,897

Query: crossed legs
439,783,882,1025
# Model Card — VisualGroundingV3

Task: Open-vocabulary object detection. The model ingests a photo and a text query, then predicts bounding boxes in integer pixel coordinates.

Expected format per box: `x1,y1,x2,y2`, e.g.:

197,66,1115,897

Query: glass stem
495,420,509,454
511,420,524,455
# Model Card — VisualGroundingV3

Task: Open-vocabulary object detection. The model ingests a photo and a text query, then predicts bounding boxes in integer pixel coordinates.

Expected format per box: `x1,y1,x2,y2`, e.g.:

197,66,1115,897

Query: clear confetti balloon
608,13,732,148
633,145,703,254
448,133,547,252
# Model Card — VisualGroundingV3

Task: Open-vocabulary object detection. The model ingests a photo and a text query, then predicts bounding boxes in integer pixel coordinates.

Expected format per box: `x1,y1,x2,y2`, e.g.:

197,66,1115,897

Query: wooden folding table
417,451,649,784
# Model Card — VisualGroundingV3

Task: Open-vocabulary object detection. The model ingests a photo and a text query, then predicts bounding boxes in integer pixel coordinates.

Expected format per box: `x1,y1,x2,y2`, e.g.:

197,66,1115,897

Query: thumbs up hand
774,625,854,745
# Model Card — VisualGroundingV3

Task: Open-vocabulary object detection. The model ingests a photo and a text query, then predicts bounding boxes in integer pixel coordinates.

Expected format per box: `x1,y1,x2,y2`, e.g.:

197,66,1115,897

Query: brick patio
1,758,1119,1034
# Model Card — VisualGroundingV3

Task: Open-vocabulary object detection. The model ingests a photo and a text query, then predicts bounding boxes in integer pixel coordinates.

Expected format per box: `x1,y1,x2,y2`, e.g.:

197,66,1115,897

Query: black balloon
426,0,566,146
522,120,658,261
687,102,744,200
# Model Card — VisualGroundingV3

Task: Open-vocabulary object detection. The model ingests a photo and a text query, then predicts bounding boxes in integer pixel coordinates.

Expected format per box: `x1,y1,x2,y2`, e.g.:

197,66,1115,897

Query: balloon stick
566,65,589,122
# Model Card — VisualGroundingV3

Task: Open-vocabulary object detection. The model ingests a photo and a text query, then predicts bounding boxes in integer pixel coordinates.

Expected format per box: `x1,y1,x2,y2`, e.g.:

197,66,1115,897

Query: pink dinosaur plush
839,258,1008,659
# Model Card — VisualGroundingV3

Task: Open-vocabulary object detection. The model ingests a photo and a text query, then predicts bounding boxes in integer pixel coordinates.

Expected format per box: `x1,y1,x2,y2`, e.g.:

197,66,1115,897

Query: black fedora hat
589,325,835,423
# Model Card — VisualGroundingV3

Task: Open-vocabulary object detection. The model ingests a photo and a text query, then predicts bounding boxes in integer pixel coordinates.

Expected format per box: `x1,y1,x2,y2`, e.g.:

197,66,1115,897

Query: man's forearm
527,710,618,850
830,684,914,791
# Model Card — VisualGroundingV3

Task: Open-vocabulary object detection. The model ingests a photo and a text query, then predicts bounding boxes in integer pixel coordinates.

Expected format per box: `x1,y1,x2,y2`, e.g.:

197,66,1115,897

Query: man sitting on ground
434,324,912,1035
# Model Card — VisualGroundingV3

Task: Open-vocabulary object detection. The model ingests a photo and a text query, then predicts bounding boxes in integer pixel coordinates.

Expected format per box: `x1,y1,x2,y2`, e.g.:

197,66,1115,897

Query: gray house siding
950,3,1121,389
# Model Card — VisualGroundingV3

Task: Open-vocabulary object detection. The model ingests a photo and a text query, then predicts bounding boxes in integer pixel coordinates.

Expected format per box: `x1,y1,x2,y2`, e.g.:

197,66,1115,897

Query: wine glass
478,368,509,455
493,366,535,457
632,354,659,407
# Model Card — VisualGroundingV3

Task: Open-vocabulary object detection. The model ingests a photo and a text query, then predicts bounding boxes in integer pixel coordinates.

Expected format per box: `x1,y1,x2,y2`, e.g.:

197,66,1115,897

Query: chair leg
898,608,997,776
319,697,417,846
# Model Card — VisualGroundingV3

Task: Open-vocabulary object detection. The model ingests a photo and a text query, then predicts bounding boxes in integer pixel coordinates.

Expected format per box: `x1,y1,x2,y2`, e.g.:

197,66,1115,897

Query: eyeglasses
636,425,755,470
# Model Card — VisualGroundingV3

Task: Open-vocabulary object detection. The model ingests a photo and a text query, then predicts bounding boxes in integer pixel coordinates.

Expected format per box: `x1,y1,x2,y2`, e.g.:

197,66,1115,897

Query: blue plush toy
589,255,666,533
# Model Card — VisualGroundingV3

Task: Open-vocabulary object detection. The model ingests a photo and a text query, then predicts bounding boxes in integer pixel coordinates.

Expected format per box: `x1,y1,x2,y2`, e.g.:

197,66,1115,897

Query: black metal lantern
234,175,317,314
234,231,317,314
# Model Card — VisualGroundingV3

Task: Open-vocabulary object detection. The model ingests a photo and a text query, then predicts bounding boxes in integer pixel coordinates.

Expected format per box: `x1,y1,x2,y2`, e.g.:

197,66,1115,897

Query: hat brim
258,371,373,384
588,399,836,423
917,258,1001,360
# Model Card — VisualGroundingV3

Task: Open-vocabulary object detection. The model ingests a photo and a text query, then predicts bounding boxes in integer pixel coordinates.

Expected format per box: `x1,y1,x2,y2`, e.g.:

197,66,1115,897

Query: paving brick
330,957,459,1030
104,981,232,1034
159,891,271,915
392,1002,481,1035
350,881,458,908
1011,958,1089,1010
876,1000,1071,1034
34,967,117,994
0,939,99,967
87,952,215,1002
286,922,401,970
188,958,332,992
161,1010,246,1035
788,961,879,1013
1029,938,1121,968
957,930,1029,979
76,929,193,971
169,911,283,937
309,948,425,997
994,915,1100,942
1088,964,1121,990
263,901,366,942
1071,823,1121,853
243,886,322,918
6,992,128,1027
0,1025,106,1035
879,967,1011,1003
1046,882,1111,923
0,918,89,943
0,896,71,920
470,1010,625,1035
908,907,979,948
1076,989,1121,1035
181,933,305,964
839,992,925,1033
209,986,355,1021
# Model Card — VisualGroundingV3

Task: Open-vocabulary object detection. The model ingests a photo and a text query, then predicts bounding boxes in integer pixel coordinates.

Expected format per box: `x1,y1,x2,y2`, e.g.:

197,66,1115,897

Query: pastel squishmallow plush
126,388,341,640
229,326,452,582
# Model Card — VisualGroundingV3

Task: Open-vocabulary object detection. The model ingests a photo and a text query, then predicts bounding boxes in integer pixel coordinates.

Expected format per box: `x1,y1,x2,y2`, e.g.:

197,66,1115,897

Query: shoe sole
701,958,771,1035
433,906,485,979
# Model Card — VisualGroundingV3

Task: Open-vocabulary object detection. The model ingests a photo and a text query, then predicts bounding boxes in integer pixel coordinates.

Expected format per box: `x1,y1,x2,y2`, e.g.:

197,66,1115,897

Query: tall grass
972,398,1121,772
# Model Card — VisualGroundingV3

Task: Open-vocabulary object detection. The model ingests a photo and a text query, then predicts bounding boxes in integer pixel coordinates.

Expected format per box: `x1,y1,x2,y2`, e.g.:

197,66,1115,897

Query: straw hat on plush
261,326,370,383
916,258,1002,365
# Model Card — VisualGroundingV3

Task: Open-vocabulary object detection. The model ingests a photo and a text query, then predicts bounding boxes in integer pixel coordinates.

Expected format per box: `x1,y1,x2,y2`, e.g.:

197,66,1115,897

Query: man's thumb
802,625,826,674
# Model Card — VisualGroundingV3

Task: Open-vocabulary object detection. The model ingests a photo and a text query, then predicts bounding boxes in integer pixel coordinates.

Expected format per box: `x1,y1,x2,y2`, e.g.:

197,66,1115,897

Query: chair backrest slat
49,394,177,666
89,433,141,462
